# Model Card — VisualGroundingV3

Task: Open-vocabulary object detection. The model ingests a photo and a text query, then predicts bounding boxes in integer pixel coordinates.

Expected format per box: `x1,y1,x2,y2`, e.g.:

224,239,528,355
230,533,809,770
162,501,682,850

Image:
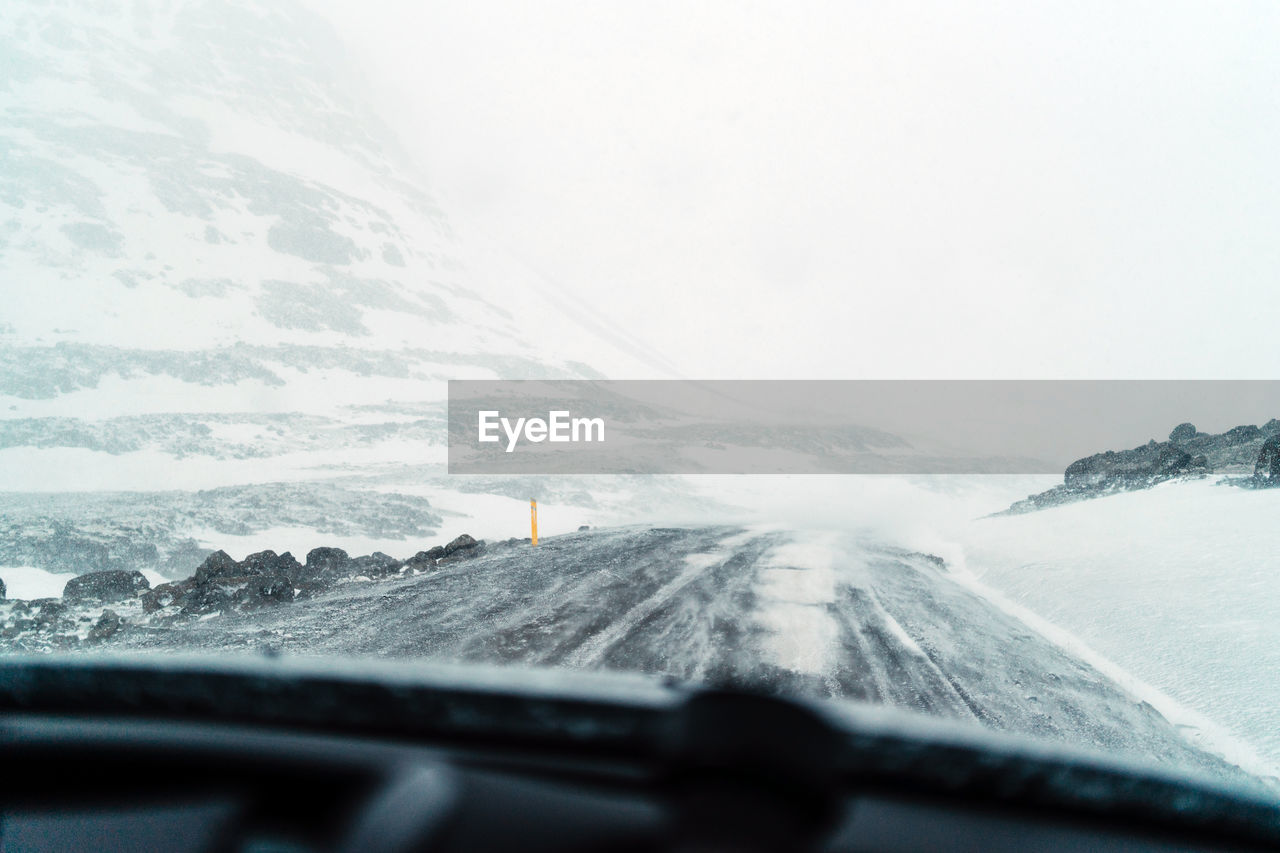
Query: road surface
97,524,1250,784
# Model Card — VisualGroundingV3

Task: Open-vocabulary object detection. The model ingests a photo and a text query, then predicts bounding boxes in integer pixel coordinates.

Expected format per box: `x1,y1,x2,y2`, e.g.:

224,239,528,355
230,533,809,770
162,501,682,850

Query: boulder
1169,422,1198,442
442,534,479,557
141,580,193,613
304,547,351,580
30,599,68,628
193,550,240,585
578,525,591,532
405,549,442,570
178,583,232,616
238,550,304,582
1063,442,1194,489
87,609,123,642
1222,424,1263,445
238,574,295,608
1255,434,1280,486
349,552,403,578
63,570,150,604
0,576,5,599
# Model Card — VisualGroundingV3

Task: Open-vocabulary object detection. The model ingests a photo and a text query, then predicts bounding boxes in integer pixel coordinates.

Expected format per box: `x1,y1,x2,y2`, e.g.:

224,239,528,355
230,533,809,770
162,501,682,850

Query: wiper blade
1,654,1277,847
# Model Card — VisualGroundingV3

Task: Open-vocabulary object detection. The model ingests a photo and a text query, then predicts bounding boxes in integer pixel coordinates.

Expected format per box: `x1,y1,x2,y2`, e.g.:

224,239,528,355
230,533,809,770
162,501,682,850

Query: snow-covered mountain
2,0,604,386
0,0,689,580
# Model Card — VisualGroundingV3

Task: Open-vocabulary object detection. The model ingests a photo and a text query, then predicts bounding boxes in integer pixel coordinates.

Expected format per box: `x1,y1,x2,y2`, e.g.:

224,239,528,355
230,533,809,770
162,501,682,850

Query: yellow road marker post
531,499,538,546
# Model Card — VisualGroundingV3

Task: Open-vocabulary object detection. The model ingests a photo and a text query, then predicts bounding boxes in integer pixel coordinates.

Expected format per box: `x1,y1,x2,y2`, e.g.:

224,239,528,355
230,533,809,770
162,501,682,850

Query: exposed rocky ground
1004,420,1280,513
0,531,493,650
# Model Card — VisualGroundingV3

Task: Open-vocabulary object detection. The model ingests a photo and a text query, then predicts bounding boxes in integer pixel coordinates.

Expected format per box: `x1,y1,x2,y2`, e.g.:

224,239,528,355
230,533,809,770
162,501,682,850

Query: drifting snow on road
81,524,1251,787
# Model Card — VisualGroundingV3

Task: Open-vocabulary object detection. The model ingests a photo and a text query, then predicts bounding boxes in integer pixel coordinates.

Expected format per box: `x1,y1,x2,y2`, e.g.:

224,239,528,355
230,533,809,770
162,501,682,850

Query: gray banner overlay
447,380,1280,474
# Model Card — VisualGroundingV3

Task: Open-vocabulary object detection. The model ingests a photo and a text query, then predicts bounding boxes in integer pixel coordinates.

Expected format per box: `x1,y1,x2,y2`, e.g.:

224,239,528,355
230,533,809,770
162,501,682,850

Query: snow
0,566,78,600
755,536,839,676
956,478,1280,779
668,474,1280,782
0,565,167,599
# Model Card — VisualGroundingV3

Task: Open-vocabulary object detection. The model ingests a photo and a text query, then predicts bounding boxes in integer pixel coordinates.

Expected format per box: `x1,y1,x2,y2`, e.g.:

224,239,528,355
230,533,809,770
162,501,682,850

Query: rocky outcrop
193,550,240,585
240,550,305,583
443,534,479,556
439,534,484,565
405,547,445,571
350,552,403,578
1,532,495,649
303,547,351,580
1255,434,1280,487
63,569,151,604
141,581,190,613
178,549,307,615
1005,420,1280,513
88,609,124,642
1062,441,1202,489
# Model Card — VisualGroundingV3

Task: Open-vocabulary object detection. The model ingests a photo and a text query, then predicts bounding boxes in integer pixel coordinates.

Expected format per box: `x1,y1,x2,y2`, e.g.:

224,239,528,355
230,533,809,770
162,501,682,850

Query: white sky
319,0,1280,380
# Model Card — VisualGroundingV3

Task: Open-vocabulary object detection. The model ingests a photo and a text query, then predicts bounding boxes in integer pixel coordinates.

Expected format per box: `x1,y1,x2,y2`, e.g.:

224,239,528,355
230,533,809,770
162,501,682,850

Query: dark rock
238,550,304,582
1,621,30,640
87,609,123,642
442,534,479,557
293,580,330,600
1179,423,1271,468
238,574,295,608
405,550,440,570
30,599,68,629
0,576,4,599
1223,424,1262,444
178,583,231,616
63,570,150,604
424,546,446,560
304,547,351,580
1255,434,1280,487
1063,442,1194,490
193,550,240,585
141,580,193,613
1169,422,1198,442
1007,428,1216,514
350,552,403,578
1264,418,1280,437
578,525,591,532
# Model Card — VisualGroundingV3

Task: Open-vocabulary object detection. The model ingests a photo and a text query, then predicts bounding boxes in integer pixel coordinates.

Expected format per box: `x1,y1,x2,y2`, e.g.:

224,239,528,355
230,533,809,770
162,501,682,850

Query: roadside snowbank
955,477,1280,782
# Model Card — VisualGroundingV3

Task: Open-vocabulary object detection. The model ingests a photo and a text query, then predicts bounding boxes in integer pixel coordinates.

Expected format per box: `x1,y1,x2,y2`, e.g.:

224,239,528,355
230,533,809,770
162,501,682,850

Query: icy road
98,525,1252,784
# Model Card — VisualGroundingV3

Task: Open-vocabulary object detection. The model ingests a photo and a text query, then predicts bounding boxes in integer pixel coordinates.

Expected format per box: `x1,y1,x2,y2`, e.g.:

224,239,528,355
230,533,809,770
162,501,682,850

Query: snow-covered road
101,524,1248,786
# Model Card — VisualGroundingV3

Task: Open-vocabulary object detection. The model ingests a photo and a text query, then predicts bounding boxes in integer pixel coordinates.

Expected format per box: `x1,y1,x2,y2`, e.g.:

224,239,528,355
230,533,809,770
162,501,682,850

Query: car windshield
2,0,1279,797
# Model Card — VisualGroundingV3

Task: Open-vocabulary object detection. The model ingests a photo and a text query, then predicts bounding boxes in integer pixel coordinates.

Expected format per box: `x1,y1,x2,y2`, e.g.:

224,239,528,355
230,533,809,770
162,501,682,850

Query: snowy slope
0,0,649,430
958,477,1280,780
0,0,685,563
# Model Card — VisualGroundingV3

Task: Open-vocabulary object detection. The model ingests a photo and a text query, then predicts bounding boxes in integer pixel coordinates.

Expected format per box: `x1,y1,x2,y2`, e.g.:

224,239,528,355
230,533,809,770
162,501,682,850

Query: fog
318,0,1280,381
